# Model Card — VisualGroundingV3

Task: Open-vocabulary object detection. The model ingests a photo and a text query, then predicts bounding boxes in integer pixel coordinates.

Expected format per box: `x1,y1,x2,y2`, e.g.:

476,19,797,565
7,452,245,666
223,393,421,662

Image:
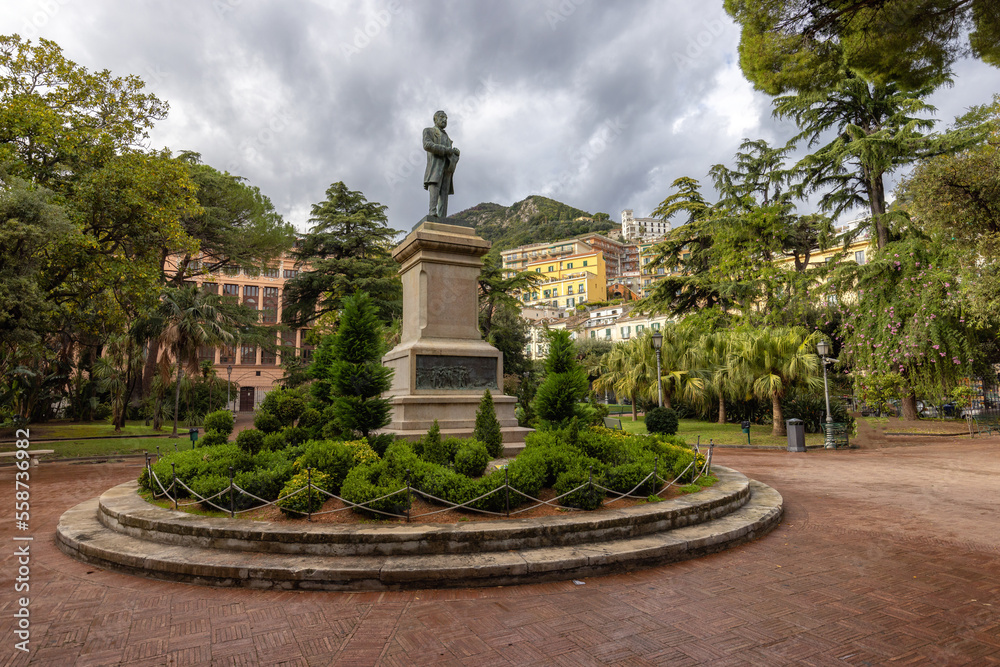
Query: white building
621,209,670,242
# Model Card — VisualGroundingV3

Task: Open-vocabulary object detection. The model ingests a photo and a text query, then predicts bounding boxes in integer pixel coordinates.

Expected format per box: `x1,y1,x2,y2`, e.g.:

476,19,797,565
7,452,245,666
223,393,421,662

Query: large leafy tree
283,182,401,326
776,78,979,249
833,236,978,420
0,34,167,186
897,96,1000,325
166,152,294,285
724,0,1000,95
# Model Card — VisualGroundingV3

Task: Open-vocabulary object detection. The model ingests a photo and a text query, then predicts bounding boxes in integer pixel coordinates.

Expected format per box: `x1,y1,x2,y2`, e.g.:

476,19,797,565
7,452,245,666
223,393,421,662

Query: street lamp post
817,339,835,449
651,331,663,408
226,365,233,414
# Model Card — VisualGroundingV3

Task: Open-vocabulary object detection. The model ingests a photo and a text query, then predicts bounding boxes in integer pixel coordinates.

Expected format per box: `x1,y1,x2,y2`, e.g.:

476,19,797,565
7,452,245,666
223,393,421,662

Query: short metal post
707,442,714,476
653,455,659,495
229,466,234,518
307,467,313,522
405,469,411,523
171,463,178,511
156,445,160,459
505,467,510,518
175,441,178,453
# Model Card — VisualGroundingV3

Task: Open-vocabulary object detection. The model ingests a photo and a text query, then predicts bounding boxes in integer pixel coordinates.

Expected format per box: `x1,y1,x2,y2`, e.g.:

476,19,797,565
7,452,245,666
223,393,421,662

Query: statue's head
434,110,447,128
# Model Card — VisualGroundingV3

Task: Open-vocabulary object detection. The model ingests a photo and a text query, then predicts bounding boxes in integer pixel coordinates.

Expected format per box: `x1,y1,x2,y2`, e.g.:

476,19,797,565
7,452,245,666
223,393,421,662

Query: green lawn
0,420,207,459
620,416,827,448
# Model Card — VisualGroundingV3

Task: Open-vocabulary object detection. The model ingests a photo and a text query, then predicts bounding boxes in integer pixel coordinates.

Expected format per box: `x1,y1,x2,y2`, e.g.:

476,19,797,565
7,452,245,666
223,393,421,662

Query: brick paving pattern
1,439,998,665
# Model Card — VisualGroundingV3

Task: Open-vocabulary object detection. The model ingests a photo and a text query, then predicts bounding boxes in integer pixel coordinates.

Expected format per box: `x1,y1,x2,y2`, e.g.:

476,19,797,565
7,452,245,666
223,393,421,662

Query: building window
223,265,239,276
636,325,645,333
535,268,541,273
202,282,219,295
283,269,299,279
280,331,297,360
621,326,631,339
578,283,584,293
567,297,574,307
827,293,838,305
261,348,277,365
583,260,588,267
567,285,574,295
198,346,215,362
547,266,554,272
223,284,239,299
241,345,257,365
652,322,661,331
855,250,865,265
219,346,236,364
264,266,279,278
567,262,573,269
590,331,596,339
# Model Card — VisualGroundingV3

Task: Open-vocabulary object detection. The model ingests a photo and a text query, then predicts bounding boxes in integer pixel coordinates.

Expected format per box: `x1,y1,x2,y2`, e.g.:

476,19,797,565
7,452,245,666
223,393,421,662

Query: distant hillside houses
621,209,670,242
524,303,674,360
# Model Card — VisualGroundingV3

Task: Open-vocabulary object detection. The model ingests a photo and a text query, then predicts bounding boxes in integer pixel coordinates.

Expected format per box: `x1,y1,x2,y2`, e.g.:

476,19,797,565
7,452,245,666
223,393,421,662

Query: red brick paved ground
1,439,998,666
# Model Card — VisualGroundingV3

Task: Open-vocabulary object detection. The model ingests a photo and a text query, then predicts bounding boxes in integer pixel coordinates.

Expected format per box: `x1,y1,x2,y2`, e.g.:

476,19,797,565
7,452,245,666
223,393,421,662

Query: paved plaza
1,437,998,666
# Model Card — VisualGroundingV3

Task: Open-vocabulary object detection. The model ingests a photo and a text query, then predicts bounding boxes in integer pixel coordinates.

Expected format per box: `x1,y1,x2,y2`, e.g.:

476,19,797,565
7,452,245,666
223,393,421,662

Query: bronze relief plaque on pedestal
415,355,498,390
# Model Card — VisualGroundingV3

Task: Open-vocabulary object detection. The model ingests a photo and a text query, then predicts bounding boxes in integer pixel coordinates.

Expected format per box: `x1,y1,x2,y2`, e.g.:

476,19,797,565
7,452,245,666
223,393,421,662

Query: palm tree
658,324,706,411
594,338,656,421
697,331,738,425
730,326,822,436
148,285,255,437
92,334,143,432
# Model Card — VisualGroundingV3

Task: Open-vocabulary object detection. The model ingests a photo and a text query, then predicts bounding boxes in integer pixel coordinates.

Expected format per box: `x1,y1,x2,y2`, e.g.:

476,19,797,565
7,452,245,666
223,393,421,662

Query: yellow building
500,239,593,277
518,250,607,310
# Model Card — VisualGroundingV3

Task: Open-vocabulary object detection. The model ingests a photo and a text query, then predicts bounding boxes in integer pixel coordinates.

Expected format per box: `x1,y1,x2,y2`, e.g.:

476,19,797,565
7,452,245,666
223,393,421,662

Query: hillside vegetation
448,195,617,251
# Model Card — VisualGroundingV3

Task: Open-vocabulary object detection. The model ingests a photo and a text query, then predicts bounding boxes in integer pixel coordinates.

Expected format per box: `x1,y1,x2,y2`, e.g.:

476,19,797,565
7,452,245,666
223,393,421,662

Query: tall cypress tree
531,330,589,427
328,292,394,439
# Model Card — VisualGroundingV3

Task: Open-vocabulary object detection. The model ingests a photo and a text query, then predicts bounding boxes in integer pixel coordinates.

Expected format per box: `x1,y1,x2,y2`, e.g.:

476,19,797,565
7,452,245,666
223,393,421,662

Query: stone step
94,468,752,557
56,480,782,591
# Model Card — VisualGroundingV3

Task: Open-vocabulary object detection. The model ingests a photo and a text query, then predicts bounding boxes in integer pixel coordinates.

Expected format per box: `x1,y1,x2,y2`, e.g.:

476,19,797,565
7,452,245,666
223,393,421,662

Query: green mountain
448,195,617,252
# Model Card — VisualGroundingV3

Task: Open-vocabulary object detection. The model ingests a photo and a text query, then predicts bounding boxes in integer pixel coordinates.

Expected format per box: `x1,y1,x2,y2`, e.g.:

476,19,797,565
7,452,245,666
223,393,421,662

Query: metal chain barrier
142,445,715,521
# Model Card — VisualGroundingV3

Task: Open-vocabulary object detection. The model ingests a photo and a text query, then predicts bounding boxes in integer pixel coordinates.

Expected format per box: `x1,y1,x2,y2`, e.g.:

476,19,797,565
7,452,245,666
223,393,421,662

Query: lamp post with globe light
817,339,835,449
652,331,663,408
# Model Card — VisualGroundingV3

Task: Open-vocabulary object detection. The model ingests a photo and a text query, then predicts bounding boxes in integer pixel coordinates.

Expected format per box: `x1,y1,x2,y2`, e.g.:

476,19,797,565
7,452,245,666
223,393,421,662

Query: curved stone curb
96,466,750,556
56,469,783,591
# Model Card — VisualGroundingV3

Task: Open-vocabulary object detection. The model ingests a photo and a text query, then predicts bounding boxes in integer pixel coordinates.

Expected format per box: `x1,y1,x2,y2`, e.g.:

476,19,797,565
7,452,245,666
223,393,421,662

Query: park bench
825,423,850,449
603,417,623,431
972,415,1000,436
0,450,55,466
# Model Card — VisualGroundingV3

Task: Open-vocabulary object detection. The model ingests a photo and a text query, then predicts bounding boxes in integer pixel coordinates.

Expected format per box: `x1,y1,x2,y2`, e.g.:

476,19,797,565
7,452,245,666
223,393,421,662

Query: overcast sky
6,0,998,233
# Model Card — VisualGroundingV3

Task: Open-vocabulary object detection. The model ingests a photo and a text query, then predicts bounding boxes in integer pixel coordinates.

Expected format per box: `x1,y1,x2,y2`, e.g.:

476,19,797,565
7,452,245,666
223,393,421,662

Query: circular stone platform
56,465,782,591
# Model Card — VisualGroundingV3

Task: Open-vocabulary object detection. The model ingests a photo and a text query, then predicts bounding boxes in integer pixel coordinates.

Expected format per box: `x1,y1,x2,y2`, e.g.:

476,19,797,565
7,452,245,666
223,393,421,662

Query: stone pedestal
381,220,532,453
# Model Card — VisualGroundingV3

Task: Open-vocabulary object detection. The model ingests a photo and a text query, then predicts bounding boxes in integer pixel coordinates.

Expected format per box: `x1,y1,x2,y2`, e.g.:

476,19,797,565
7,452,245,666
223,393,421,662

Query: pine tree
474,390,504,458
328,292,394,439
531,330,589,427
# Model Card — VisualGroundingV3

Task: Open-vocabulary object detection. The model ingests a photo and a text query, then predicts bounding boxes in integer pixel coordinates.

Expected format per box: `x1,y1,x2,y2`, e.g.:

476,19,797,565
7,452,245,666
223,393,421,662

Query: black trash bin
786,418,805,452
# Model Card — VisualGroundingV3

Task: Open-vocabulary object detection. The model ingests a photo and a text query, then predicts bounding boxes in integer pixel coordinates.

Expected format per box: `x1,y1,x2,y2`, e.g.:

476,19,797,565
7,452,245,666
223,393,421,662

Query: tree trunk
142,338,160,398
771,394,785,437
901,388,919,421
717,394,726,424
868,169,889,250
663,390,672,411
631,392,638,421
171,364,183,437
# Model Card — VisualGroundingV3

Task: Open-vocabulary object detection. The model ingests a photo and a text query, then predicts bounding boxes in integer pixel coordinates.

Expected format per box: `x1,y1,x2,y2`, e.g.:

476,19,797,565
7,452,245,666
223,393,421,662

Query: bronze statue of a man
423,110,459,219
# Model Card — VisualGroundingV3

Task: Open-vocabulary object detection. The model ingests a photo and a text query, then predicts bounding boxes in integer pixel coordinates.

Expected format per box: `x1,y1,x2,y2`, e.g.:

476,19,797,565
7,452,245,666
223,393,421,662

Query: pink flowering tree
834,238,974,420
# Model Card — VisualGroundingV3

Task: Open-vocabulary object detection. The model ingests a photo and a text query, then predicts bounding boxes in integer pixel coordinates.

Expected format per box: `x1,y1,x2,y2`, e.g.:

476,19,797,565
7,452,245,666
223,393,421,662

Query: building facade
621,209,670,242
165,253,312,412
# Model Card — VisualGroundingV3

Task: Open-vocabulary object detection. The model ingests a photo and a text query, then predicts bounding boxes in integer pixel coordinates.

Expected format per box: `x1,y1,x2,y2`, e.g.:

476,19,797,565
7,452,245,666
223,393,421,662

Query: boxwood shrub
203,409,234,437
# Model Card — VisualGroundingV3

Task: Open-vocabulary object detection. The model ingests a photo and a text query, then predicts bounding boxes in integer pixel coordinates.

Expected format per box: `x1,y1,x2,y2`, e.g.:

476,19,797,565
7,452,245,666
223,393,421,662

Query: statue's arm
423,128,452,157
